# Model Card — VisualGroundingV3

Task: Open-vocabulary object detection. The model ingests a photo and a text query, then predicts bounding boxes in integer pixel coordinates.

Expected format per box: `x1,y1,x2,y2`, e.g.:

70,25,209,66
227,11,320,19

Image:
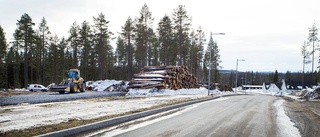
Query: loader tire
80,82,86,92
70,82,77,93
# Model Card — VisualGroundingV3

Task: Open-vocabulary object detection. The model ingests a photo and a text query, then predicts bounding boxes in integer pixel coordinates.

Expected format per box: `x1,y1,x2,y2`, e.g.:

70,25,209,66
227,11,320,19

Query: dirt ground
283,98,320,137
0,90,40,96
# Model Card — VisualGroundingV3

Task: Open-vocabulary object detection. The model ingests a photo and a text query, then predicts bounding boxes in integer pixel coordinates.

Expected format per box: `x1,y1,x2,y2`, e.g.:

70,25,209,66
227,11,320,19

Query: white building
262,79,287,94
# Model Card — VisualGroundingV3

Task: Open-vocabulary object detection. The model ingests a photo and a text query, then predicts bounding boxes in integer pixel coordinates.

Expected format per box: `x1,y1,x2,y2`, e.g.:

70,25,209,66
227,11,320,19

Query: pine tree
47,35,59,83
301,41,310,87
68,22,80,69
37,17,51,85
14,13,35,87
172,5,192,66
158,15,175,65
195,27,205,81
58,37,71,80
134,4,154,70
204,37,221,84
93,13,113,80
121,16,135,80
115,36,126,80
188,27,205,79
149,30,159,66
79,20,93,81
0,25,7,88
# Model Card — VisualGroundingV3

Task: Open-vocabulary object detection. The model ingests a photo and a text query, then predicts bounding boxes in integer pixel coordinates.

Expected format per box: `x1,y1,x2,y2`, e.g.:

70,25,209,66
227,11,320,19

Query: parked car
27,84,48,92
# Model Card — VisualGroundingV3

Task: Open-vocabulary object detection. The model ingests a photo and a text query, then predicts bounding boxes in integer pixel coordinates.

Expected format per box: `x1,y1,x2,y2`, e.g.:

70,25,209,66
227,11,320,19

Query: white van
27,84,48,92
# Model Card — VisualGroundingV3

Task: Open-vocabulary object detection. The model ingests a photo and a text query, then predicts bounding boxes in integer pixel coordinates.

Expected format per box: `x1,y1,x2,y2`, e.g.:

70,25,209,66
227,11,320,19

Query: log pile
128,66,200,90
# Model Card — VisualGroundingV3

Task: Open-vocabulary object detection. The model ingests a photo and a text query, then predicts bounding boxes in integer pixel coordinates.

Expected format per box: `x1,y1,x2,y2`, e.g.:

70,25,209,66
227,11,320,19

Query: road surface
0,91,126,105
86,94,294,137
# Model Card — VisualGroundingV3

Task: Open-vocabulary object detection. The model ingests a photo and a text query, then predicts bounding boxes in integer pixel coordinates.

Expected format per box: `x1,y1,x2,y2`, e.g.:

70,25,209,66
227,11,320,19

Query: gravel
0,91,127,106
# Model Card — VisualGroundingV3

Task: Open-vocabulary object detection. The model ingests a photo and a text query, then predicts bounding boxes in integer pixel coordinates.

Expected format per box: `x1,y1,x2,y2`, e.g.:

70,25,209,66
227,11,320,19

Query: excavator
49,69,86,94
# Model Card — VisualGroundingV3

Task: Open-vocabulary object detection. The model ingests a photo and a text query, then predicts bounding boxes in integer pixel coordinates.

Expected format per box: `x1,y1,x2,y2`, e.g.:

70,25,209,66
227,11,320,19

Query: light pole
208,32,225,96
235,59,245,94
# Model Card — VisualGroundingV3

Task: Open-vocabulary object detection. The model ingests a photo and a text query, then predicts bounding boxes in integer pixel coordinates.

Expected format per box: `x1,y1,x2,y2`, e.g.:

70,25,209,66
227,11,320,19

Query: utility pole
207,32,225,95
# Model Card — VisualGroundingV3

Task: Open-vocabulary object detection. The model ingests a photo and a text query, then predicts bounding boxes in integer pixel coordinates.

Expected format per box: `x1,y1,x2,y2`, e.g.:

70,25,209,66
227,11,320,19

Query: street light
235,59,245,94
208,32,225,96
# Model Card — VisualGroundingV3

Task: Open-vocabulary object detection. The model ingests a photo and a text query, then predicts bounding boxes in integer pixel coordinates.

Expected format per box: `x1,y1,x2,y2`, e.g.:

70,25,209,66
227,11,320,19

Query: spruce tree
273,70,279,83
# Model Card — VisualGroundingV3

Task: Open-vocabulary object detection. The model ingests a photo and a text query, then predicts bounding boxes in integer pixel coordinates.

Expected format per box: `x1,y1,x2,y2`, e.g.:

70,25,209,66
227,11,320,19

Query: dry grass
0,109,11,114
0,96,209,137
39,104,57,108
83,96,146,102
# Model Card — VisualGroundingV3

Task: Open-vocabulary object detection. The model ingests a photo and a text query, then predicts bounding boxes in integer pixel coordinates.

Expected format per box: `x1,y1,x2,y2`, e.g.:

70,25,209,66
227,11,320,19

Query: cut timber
128,66,200,90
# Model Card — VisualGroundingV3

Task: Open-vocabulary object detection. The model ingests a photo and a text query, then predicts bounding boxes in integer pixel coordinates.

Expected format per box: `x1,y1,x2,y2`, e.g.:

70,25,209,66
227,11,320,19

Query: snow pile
126,87,233,96
274,100,301,137
86,80,124,91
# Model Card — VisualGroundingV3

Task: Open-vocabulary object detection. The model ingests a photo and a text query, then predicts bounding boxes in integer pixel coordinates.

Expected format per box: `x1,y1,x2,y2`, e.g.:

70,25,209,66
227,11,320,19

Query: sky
1,0,320,73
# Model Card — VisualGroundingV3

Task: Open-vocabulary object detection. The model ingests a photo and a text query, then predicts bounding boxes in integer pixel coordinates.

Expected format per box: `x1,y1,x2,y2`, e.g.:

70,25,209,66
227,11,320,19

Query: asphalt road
90,94,281,137
0,91,126,106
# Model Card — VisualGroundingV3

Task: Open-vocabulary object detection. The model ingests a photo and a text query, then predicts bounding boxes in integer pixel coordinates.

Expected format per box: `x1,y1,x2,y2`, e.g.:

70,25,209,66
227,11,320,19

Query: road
86,94,291,137
0,91,126,106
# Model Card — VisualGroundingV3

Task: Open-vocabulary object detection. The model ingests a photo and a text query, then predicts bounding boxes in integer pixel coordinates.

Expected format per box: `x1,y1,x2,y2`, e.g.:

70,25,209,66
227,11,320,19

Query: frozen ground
1,81,220,133
0,80,301,135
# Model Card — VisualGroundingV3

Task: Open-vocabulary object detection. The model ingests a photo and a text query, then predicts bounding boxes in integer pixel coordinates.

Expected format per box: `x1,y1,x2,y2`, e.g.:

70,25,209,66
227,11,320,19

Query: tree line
220,70,317,89
0,4,222,89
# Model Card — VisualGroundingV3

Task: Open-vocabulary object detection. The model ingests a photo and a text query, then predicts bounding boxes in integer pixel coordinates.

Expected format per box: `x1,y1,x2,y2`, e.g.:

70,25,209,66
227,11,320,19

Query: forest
0,4,317,89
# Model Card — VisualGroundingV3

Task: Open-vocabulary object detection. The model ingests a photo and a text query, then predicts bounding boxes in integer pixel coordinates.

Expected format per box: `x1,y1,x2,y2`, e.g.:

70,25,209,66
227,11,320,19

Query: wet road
92,94,283,137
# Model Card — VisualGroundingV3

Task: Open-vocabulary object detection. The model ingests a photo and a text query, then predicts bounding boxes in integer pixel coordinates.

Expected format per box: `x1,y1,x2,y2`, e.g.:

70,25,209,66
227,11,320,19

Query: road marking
85,97,230,136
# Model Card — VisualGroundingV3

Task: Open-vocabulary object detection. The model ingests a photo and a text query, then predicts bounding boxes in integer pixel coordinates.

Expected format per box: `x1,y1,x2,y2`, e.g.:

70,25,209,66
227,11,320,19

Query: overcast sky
1,0,319,73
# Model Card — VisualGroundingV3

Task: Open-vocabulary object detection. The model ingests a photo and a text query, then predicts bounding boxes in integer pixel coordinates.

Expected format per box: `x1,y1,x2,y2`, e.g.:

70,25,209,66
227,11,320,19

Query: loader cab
67,70,79,80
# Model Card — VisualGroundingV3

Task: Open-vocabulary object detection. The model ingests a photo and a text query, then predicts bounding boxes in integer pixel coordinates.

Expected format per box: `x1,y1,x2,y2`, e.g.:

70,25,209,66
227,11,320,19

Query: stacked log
128,66,200,90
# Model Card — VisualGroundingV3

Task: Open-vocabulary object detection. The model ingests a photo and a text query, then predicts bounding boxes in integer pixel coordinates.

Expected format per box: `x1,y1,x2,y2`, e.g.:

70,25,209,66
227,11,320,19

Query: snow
274,100,301,137
127,87,209,96
1,80,219,133
0,79,302,135
86,79,123,91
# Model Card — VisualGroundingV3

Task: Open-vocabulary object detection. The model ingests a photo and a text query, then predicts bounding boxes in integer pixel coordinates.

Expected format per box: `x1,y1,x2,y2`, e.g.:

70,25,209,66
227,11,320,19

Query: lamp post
235,59,245,94
207,32,225,96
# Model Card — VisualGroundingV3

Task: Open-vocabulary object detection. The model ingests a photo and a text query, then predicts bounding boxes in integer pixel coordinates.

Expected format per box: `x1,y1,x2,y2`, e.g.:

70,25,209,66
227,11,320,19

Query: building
262,79,287,93
242,85,263,90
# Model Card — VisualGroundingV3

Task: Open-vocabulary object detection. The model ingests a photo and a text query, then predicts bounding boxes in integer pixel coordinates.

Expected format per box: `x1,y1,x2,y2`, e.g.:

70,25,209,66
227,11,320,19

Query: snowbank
274,100,301,137
86,80,124,91
126,87,234,97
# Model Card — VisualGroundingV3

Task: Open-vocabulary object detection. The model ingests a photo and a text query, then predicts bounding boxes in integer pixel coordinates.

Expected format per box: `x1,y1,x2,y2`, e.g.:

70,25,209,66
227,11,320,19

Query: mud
283,98,320,137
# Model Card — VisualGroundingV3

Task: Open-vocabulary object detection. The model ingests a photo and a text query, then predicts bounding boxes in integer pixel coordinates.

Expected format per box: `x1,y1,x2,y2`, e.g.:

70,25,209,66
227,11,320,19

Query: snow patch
274,100,301,137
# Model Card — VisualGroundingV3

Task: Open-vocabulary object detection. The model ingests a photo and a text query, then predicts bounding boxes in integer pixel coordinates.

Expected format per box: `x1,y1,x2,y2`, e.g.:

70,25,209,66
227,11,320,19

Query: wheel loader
49,69,86,94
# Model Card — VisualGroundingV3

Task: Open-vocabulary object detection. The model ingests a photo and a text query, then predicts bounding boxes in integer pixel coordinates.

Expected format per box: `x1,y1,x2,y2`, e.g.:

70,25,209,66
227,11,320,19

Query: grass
39,104,57,108
0,109,11,114
0,96,210,137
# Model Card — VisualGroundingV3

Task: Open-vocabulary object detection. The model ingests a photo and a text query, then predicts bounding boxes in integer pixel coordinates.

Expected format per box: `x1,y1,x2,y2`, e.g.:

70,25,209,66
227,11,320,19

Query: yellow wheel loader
49,69,86,94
